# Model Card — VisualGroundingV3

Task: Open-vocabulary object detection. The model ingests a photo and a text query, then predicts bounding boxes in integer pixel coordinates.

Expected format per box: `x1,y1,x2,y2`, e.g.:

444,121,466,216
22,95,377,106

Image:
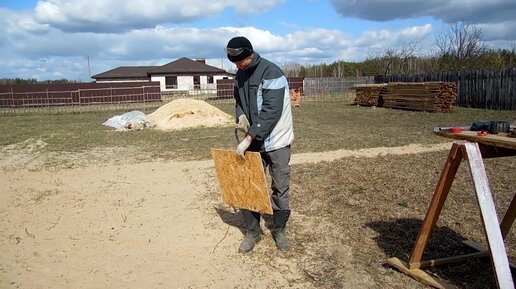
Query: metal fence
0,77,375,115
303,77,374,100
3,70,514,114
0,84,161,114
212,76,373,102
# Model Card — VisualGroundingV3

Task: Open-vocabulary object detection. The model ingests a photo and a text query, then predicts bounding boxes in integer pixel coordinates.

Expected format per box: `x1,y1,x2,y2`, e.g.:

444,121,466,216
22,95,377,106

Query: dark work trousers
241,145,291,233
261,145,291,211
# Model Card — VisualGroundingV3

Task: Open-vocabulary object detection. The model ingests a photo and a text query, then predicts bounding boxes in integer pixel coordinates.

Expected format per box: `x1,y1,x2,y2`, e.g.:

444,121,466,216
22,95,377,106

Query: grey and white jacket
234,52,294,152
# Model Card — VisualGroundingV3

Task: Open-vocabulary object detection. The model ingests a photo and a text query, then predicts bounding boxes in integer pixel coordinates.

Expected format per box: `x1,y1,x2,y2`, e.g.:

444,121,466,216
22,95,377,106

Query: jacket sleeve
233,80,244,122
248,68,288,141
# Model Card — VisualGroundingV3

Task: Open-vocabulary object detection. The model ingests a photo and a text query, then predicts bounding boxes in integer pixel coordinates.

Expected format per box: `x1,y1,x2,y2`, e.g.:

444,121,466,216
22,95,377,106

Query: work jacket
234,52,294,152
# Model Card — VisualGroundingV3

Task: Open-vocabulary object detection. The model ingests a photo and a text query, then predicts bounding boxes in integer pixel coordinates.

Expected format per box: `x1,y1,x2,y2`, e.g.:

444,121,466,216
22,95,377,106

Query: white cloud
0,1,514,81
478,21,516,42
33,0,286,32
329,0,516,25
329,0,516,43
0,20,438,80
400,24,433,38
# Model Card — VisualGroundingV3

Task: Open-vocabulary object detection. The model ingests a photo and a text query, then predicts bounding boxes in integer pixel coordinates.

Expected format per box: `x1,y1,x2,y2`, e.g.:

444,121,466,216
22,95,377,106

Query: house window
207,75,214,84
193,76,200,90
165,76,177,89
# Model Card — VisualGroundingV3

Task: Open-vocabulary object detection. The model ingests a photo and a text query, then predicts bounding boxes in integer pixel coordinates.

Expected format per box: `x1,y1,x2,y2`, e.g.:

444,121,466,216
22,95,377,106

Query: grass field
1,101,514,162
1,101,515,288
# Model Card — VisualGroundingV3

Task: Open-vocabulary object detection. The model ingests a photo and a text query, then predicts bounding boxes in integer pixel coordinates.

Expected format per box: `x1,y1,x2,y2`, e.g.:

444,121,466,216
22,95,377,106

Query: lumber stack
381,82,457,112
354,84,387,106
290,88,302,107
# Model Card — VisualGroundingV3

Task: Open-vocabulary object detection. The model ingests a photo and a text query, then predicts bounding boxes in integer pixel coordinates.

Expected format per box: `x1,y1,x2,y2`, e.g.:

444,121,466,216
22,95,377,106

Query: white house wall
177,76,192,90
150,75,166,91
151,74,232,94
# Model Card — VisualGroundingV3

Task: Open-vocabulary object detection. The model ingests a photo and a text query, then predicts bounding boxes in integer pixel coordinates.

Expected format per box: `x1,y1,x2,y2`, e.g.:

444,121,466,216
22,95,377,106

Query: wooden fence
375,68,516,110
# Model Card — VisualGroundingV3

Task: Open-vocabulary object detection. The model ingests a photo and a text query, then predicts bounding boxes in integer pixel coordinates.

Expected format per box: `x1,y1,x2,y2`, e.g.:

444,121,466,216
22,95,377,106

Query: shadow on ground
214,206,276,236
367,218,509,289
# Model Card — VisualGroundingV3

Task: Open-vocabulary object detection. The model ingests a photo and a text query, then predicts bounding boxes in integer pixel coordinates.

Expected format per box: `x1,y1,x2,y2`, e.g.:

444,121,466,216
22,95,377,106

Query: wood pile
381,82,457,112
353,84,387,106
290,88,302,107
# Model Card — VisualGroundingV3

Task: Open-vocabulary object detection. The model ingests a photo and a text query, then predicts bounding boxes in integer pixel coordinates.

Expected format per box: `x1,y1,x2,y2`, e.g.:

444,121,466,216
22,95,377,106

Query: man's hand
235,114,250,133
236,136,252,158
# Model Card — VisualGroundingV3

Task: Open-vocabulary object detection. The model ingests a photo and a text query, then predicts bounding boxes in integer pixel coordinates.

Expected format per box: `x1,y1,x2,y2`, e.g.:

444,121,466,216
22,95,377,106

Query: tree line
0,78,81,85
282,22,516,78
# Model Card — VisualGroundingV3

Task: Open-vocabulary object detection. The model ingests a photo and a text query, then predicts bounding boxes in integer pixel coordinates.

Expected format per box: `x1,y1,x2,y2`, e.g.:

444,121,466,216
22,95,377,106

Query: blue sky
1,0,515,81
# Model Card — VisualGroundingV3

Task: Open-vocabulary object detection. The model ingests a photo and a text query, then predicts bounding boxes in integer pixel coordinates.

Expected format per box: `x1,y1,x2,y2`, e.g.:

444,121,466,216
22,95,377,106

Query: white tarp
102,110,150,131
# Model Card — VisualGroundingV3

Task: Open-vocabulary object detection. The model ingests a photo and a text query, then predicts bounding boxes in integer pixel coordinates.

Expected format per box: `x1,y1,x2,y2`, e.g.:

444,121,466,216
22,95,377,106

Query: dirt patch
0,159,314,289
1,142,478,289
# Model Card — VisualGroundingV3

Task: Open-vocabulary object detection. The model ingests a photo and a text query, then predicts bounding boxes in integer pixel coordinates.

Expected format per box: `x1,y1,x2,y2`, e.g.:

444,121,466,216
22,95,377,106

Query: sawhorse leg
387,142,515,289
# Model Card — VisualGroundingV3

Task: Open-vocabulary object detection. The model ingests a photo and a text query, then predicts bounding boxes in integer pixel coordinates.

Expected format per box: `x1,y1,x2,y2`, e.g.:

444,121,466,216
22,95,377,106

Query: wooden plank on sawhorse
386,141,515,289
211,148,272,215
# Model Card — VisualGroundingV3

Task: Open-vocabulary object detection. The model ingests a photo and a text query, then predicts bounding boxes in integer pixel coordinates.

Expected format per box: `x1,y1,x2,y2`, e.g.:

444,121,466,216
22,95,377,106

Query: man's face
234,55,253,70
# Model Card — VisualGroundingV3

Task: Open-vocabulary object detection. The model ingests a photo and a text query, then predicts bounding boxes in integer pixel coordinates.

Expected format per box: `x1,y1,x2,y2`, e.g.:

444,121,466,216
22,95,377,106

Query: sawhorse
387,141,515,289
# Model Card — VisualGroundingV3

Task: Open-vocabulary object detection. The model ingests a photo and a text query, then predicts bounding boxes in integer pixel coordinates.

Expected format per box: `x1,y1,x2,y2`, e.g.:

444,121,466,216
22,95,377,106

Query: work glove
236,137,252,158
235,114,250,133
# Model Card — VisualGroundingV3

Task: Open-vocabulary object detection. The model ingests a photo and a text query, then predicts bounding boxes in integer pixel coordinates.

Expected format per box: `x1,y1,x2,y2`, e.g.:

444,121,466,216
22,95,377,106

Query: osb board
211,148,272,215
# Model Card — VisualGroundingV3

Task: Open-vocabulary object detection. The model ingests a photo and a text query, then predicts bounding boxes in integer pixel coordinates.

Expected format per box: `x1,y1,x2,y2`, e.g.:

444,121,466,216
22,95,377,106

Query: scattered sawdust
0,139,48,170
291,143,451,165
147,99,233,131
1,138,47,153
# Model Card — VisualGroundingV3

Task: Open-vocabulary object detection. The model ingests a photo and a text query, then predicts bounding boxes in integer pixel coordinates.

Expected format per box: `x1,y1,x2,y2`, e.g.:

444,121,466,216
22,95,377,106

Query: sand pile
148,98,233,131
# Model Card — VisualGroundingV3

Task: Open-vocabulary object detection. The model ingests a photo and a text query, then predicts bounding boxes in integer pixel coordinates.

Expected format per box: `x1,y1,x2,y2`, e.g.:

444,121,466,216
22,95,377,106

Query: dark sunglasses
226,47,251,56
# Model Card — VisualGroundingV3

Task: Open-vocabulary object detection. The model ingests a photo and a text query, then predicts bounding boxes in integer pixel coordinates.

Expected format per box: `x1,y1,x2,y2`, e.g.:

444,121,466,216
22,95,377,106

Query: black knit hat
226,36,253,62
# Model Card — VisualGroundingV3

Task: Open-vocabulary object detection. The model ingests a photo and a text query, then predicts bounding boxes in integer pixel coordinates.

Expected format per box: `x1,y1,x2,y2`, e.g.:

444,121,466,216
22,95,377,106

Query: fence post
10,87,14,108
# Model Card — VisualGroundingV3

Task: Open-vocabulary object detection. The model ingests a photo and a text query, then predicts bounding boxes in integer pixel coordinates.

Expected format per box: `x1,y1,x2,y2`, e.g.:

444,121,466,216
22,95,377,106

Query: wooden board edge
386,257,456,289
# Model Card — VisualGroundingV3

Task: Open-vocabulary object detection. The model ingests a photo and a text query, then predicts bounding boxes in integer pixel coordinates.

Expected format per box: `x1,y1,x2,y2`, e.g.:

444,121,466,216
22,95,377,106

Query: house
92,58,233,95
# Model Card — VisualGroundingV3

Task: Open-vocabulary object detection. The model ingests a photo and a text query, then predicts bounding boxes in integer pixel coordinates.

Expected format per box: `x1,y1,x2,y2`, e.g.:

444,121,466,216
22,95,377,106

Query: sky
1,0,515,81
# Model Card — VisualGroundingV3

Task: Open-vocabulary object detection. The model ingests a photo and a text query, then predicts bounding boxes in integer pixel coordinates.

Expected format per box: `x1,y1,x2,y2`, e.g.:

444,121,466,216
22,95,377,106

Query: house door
193,76,200,90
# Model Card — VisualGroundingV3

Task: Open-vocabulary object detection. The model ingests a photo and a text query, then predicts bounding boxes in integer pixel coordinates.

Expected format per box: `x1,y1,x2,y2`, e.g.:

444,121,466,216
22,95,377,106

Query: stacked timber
290,88,302,107
354,84,387,106
381,82,457,112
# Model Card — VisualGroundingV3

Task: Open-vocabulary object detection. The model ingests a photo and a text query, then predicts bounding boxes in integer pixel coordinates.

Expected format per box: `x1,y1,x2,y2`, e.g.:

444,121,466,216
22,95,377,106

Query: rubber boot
273,210,291,252
239,210,261,253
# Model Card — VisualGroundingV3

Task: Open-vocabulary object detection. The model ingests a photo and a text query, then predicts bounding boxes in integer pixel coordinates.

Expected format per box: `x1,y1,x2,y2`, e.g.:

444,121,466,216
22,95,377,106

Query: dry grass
1,101,513,164
288,151,516,289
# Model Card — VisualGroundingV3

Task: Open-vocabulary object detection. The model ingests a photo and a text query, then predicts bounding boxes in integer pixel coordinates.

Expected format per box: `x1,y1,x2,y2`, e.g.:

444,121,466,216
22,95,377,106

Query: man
226,36,294,253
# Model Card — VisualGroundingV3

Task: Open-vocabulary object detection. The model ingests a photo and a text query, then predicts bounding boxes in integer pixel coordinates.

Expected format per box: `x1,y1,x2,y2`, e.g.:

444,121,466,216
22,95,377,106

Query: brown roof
92,58,228,80
92,66,155,79
150,57,227,74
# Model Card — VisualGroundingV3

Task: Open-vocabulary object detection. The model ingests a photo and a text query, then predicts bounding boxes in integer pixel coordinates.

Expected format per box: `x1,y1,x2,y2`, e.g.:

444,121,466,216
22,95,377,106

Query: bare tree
381,47,398,75
281,62,304,77
434,22,486,70
398,41,421,74
367,41,421,75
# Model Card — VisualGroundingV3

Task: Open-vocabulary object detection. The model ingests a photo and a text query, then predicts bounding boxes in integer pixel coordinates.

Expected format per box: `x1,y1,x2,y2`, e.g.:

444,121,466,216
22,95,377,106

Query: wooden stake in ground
211,148,272,215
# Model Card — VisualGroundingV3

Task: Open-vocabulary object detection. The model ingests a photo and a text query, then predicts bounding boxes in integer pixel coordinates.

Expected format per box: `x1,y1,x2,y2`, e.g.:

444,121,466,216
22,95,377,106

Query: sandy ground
0,142,451,289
